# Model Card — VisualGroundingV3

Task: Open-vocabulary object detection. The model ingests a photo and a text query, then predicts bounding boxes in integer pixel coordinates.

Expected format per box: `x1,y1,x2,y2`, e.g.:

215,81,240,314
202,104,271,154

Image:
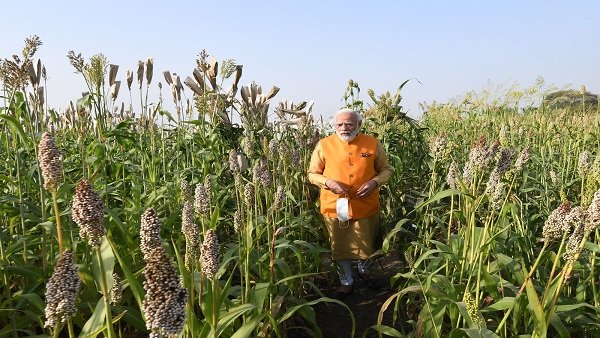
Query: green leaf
79,298,106,338
412,189,462,214
109,237,144,309
481,297,516,312
364,324,407,337
548,313,570,338
248,282,271,315
92,237,115,294
214,303,256,337
230,314,267,338
523,266,546,336
0,114,31,147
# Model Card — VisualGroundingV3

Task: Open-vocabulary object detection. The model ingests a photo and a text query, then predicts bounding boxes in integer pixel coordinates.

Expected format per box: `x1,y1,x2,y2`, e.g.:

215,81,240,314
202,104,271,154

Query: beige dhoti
323,213,380,260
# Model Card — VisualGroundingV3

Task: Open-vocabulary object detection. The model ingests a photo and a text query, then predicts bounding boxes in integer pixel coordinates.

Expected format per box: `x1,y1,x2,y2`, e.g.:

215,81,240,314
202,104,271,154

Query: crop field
2,37,600,337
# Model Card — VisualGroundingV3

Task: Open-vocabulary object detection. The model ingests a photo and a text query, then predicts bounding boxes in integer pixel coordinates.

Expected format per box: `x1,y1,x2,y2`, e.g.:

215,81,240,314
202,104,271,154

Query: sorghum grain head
244,183,255,208
485,169,501,196
589,155,600,184
274,185,285,210
44,250,80,328
180,180,192,203
233,209,243,233
140,208,163,260
586,189,600,230
252,156,272,187
201,229,220,278
194,184,210,217
142,247,188,338
229,149,240,173
181,201,199,271
495,147,514,175
514,147,530,172
429,134,449,162
204,175,212,205
38,132,63,191
72,180,105,248
565,206,587,230
578,151,592,177
543,202,572,242
563,223,585,264
446,161,458,189
111,272,123,305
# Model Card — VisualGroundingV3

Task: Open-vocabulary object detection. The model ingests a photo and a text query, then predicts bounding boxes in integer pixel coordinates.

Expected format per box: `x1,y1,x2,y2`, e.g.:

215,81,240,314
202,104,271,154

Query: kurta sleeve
370,141,393,187
307,141,330,189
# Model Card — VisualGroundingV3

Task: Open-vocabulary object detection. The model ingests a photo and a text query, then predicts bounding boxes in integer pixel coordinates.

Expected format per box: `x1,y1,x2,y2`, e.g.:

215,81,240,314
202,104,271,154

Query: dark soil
287,251,409,338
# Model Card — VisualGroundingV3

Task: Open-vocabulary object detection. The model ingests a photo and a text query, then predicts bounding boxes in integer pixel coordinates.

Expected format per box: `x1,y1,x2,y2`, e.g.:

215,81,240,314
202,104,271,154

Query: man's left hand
356,180,378,198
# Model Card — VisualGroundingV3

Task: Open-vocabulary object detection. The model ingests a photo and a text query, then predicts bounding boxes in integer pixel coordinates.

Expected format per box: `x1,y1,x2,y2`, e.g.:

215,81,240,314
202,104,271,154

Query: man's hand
356,180,378,198
325,179,349,195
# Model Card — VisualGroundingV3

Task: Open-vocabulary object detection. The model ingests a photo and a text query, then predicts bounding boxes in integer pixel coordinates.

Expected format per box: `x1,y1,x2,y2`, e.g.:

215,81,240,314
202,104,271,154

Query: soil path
288,252,407,338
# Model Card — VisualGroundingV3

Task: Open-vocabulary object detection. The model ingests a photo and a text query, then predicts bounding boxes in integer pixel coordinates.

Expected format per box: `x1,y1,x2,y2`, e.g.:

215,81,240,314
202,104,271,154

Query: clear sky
2,1,599,121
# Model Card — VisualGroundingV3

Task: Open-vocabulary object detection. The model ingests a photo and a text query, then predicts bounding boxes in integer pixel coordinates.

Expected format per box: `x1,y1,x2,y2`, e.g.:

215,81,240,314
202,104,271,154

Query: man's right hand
325,179,349,195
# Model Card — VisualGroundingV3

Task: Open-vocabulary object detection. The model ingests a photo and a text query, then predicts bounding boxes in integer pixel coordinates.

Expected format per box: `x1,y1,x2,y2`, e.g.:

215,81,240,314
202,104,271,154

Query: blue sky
2,1,599,120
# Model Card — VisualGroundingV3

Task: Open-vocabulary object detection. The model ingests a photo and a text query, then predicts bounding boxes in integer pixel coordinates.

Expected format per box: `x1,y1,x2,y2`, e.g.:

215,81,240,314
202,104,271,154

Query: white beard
336,129,359,142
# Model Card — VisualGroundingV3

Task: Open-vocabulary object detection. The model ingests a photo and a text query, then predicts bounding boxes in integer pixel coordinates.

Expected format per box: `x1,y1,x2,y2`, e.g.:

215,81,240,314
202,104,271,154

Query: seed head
201,229,220,278
252,156,272,187
485,169,501,196
446,161,458,189
233,209,243,233
44,250,80,328
244,183,255,208
578,151,592,177
126,70,133,90
543,203,572,242
564,223,585,264
274,185,285,210
72,180,105,248
586,189,600,231
291,148,301,167
204,175,212,205
181,201,199,271
429,134,449,162
142,247,188,338
590,155,600,184
565,206,587,230
180,179,192,203
514,147,531,172
463,292,484,328
194,184,210,217
229,149,241,173
38,132,63,191
495,148,514,175
111,272,123,305
268,138,279,160
140,208,163,261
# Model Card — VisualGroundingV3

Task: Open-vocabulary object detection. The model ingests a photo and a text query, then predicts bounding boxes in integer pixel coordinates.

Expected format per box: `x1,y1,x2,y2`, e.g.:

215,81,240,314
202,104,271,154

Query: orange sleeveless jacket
320,133,380,219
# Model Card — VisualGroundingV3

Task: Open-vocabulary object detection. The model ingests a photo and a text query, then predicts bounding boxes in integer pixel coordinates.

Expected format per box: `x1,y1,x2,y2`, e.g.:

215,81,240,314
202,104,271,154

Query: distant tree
542,89,599,110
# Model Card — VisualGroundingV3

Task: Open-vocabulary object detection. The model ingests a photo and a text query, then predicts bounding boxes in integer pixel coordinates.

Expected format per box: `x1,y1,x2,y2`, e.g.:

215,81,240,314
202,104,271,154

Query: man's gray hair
334,108,363,122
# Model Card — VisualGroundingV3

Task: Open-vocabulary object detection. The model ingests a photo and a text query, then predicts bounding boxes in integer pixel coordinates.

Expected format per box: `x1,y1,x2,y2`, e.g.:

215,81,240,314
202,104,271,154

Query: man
308,108,393,300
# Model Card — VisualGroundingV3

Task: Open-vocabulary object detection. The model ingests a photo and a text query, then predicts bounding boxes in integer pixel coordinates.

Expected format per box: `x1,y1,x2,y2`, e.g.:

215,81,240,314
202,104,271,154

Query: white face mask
336,197,350,222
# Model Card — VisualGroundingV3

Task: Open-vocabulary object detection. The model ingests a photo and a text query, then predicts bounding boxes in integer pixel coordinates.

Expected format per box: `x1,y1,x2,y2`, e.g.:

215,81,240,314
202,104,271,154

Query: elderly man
308,108,393,300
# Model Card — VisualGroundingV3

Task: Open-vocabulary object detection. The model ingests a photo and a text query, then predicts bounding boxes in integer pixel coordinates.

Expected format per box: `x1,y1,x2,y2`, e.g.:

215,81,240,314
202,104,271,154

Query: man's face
335,112,360,142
